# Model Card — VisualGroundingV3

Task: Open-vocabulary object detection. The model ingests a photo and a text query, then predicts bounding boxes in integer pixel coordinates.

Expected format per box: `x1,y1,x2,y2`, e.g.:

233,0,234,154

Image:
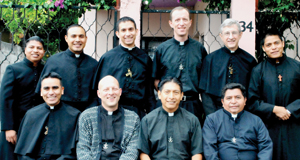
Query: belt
182,93,199,101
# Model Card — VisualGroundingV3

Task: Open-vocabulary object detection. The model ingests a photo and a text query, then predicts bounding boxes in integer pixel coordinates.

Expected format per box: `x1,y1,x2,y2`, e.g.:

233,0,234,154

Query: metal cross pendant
103,142,108,150
125,68,132,78
232,137,236,143
278,74,282,82
179,64,183,70
44,126,48,135
168,137,173,143
228,66,233,74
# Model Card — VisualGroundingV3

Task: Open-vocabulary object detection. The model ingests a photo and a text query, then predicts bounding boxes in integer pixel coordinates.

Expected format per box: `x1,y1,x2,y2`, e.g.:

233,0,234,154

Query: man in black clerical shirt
15,72,80,159
203,83,272,160
36,24,98,112
152,7,207,123
199,19,257,116
248,29,300,160
0,36,45,160
77,76,140,160
93,16,155,118
138,77,203,160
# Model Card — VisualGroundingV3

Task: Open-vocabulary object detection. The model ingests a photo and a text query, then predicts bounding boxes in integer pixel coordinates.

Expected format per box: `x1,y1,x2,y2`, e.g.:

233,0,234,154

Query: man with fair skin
77,76,140,160
152,7,207,123
203,83,272,160
14,72,80,159
248,29,300,159
93,17,155,118
199,19,257,116
36,24,98,112
138,77,203,160
0,36,45,160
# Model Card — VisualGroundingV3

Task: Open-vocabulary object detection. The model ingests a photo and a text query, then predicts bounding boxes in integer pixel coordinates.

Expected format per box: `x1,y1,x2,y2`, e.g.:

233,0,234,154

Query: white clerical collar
75,54,80,58
231,114,237,120
230,50,235,53
108,111,113,115
179,42,184,45
121,44,135,51
168,112,174,117
50,106,54,110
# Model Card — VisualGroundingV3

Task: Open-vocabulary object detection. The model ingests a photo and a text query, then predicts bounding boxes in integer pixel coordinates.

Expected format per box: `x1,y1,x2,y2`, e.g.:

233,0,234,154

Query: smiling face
41,78,64,106
169,9,192,40
221,88,246,114
116,21,138,48
65,26,87,54
158,82,183,113
262,35,284,59
97,76,122,111
220,24,243,51
25,40,45,66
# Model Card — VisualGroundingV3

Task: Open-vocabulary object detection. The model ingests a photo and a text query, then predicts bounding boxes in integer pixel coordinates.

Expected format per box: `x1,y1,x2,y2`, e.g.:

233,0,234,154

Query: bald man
77,76,140,160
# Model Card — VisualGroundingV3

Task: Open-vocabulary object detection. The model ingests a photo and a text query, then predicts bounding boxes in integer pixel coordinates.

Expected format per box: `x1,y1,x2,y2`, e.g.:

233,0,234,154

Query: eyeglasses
222,31,239,37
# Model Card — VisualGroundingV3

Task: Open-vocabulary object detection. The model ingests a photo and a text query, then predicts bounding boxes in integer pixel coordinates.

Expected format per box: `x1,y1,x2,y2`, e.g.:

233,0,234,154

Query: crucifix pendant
168,136,173,143
278,74,282,82
228,66,233,74
179,64,183,70
125,68,132,78
44,126,48,135
232,137,236,143
103,142,108,150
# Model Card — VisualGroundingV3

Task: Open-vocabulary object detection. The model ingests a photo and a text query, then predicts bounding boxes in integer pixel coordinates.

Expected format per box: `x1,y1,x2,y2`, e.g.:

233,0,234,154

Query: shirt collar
223,46,240,54
65,49,84,58
161,106,180,116
223,108,244,121
100,105,120,116
172,37,190,46
120,44,136,52
45,102,63,111
266,53,286,65
23,57,41,67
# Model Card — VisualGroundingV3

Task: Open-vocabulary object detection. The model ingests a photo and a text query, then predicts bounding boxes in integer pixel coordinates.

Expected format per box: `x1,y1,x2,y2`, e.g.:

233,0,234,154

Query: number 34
239,21,254,32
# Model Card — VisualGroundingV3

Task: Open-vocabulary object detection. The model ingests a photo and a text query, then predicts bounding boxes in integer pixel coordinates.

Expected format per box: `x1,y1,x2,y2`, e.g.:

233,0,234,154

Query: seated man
77,75,140,160
14,72,80,159
202,83,272,160
138,77,203,160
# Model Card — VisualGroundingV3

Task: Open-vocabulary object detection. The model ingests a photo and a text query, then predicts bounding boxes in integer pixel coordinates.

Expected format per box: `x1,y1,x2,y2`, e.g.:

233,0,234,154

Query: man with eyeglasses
199,18,257,116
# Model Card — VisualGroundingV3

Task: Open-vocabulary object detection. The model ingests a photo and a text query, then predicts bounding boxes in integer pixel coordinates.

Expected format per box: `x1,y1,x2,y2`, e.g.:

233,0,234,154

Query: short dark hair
26,36,44,48
261,29,283,46
66,24,86,36
158,77,183,92
116,16,137,31
170,6,191,20
41,72,63,86
221,83,246,99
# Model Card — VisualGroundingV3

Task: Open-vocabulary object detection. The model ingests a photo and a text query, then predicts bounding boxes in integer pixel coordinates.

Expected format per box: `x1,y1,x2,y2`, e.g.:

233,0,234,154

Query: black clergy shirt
138,107,203,159
152,37,207,94
248,54,300,160
0,58,44,131
199,47,257,115
93,45,155,116
35,49,98,111
99,106,123,160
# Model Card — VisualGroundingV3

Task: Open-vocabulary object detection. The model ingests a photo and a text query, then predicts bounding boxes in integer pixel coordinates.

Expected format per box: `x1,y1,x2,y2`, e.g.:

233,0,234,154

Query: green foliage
0,0,116,59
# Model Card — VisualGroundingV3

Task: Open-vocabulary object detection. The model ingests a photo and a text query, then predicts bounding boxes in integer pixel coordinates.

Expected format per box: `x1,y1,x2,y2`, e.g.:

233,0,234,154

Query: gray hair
220,19,241,33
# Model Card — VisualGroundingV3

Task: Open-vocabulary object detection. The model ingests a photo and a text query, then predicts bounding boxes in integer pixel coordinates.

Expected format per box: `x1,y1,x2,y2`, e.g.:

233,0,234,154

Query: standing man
14,72,80,159
77,76,140,160
203,83,272,160
36,24,98,112
248,29,300,160
93,17,155,118
0,36,45,160
199,19,257,116
138,77,203,160
152,7,207,122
